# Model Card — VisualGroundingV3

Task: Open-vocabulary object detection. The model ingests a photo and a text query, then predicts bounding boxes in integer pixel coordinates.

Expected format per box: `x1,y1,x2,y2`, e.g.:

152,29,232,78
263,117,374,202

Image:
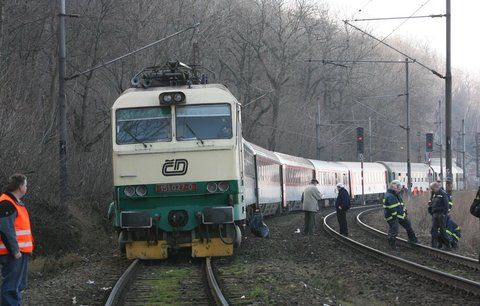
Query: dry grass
29,253,85,277
405,191,480,258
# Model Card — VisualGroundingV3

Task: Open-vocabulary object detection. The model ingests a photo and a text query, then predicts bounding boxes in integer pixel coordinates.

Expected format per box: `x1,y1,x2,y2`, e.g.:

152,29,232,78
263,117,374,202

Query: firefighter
429,182,451,250
383,180,417,249
445,217,461,249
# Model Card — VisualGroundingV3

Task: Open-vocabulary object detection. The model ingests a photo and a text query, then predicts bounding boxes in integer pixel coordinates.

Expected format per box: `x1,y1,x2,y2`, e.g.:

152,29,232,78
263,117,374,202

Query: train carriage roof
337,162,388,172
378,161,431,173
243,140,281,163
274,151,314,169
308,160,349,172
429,163,463,175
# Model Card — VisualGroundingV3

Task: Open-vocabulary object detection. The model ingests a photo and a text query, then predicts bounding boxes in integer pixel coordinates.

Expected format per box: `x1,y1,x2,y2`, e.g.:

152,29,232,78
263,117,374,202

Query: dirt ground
216,210,479,305
20,207,479,305
22,205,131,306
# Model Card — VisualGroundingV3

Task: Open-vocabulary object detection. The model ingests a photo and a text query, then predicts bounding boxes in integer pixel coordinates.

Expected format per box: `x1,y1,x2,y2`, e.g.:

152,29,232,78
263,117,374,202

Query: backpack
470,187,480,218
249,211,270,238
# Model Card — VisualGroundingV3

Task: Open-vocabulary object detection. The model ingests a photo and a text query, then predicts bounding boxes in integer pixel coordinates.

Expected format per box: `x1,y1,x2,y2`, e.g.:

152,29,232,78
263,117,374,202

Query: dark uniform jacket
383,189,406,222
0,192,20,257
335,188,350,210
446,218,461,242
429,188,453,212
431,189,449,215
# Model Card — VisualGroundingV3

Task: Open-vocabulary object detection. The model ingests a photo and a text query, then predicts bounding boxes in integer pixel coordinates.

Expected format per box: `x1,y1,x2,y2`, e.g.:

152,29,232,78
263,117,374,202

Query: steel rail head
105,259,140,306
323,209,480,296
205,257,229,306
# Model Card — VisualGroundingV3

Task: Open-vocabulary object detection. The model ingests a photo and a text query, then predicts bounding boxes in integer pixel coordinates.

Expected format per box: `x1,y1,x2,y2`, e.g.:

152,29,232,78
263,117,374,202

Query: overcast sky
323,0,477,75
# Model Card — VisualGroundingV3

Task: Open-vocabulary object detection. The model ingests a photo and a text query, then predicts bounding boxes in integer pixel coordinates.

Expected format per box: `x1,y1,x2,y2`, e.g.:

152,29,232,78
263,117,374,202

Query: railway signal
426,133,434,152
356,127,365,155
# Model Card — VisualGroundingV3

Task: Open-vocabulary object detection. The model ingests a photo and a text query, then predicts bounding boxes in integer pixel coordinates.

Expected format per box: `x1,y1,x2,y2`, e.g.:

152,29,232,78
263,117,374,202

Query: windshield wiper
185,122,204,145
122,125,148,148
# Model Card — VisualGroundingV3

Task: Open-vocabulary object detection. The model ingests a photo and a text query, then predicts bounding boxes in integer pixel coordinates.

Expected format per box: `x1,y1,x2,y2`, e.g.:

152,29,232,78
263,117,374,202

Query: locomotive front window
116,107,171,144
176,104,232,141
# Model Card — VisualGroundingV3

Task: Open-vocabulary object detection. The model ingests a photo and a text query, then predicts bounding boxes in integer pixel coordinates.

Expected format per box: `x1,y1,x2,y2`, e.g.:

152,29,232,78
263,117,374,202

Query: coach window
176,104,232,141
116,107,171,144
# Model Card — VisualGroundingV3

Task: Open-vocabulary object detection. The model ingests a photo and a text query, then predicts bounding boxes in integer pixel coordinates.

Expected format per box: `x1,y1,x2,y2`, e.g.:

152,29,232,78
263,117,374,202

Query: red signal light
357,136,364,141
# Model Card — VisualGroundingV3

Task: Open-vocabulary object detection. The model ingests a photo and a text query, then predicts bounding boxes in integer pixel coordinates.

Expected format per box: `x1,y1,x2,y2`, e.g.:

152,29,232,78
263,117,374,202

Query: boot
443,241,451,251
408,236,418,244
431,237,438,248
388,238,397,250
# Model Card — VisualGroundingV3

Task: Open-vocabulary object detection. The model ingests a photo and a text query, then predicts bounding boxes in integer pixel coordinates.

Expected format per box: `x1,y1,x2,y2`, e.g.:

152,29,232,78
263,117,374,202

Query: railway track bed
324,206,480,297
106,257,227,306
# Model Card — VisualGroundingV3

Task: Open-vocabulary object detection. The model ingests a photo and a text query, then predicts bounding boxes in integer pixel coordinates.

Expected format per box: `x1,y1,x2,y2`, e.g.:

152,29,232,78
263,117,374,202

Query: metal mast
445,0,453,193
57,0,68,204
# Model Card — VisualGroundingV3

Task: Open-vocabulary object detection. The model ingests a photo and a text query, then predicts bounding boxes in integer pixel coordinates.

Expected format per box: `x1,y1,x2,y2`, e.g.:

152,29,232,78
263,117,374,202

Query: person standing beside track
0,174,34,306
383,180,417,249
335,183,350,236
429,181,451,250
302,179,323,235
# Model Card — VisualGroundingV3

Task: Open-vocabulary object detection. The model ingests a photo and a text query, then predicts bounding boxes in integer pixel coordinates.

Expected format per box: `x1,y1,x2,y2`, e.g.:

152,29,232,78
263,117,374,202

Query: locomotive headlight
173,93,183,102
162,94,173,104
159,92,185,105
206,182,218,193
124,186,135,197
135,185,148,197
218,181,230,192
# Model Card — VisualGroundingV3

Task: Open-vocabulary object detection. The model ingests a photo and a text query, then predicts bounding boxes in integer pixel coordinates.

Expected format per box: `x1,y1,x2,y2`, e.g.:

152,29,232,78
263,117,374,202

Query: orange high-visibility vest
0,193,34,254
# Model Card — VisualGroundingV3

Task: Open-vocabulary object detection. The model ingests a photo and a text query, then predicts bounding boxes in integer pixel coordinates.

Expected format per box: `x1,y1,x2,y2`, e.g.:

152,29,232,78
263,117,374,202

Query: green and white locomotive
108,62,244,259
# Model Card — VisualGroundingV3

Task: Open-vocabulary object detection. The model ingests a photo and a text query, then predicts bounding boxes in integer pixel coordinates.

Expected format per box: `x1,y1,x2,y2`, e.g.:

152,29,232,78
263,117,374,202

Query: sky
323,0,478,75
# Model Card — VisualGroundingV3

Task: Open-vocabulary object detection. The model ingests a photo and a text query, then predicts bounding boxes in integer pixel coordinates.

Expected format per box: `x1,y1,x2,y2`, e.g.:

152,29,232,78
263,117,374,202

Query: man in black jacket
429,182,451,250
335,183,350,236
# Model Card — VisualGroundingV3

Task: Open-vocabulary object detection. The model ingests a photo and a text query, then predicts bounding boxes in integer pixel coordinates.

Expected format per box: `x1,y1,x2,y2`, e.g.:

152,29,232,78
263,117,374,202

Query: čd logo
162,159,188,176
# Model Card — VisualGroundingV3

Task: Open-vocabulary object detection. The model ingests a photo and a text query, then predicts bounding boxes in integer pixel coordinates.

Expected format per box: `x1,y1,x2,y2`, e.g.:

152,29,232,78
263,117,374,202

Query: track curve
323,206,480,296
357,206,479,270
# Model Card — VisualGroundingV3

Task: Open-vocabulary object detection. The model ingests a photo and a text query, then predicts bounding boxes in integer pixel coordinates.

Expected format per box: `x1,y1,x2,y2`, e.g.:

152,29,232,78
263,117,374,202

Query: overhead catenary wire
371,0,432,45
343,20,445,79
353,0,432,59
351,0,375,20
242,92,272,108
66,23,200,80
354,14,445,22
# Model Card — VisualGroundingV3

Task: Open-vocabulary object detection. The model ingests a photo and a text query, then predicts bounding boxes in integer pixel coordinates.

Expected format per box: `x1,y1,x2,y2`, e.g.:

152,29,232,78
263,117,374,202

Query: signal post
426,133,434,183
357,127,365,205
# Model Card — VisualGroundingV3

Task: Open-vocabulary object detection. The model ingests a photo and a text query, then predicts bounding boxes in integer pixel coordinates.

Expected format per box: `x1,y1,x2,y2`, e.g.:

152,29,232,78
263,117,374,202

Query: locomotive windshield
116,107,171,144
176,104,232,141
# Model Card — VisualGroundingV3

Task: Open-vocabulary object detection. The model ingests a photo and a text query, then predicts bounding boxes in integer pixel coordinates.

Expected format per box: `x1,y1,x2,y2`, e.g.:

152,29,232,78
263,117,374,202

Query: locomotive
108,61,463,260
108,62,244,259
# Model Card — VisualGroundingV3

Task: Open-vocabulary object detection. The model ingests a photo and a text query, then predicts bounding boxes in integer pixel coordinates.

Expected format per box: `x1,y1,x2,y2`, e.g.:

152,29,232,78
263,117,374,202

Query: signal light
356,127,364,154
426,133,434,152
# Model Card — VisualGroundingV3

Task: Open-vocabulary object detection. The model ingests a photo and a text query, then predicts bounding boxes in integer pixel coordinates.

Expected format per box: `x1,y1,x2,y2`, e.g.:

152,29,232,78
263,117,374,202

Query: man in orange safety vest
0,174,34,305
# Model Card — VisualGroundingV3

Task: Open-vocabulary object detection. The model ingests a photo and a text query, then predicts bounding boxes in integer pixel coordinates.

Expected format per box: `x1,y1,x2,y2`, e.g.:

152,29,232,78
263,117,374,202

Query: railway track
323,205,480,296
105,257,228,306
357,206,479,270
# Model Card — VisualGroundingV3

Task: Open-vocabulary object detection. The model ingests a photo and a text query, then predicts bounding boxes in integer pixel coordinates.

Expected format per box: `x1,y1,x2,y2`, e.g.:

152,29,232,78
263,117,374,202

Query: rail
105,258,229,305
356,207,479,270
105,259,140,306
206,257,229,306
323,206,480,296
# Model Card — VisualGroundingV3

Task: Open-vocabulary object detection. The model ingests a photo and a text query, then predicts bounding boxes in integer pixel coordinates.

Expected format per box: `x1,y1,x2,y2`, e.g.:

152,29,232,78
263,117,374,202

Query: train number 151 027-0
156,183,197,193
